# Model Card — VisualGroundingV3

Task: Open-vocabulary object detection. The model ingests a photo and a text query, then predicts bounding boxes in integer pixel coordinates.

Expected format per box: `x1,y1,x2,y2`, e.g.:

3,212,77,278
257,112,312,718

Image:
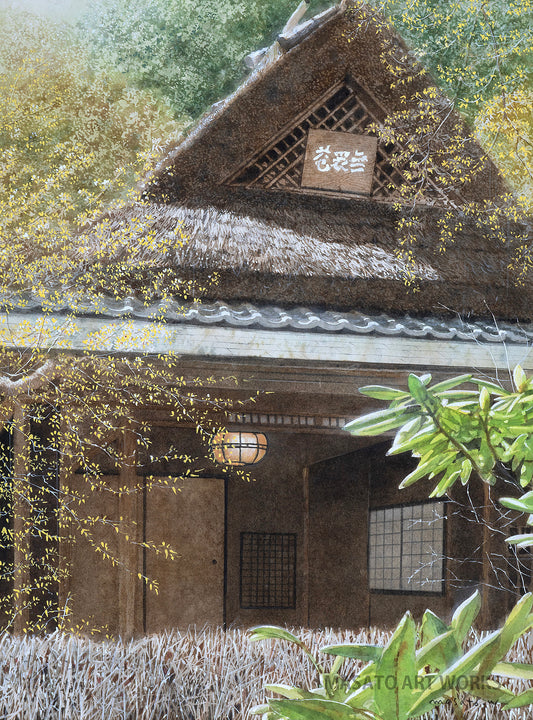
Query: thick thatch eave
76,197,530,321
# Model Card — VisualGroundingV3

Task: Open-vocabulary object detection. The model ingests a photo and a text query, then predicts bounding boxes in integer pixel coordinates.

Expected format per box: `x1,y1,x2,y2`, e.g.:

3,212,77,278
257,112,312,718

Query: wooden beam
12,404,30,633
118,427,142,639
4,312,533,371
281,0,309,35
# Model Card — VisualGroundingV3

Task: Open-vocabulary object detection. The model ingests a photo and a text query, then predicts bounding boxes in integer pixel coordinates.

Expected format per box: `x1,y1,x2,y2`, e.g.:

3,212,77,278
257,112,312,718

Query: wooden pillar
302,466,310,627
118,427,142,639
12,405,30,633
57,413,74,631
480,482,493,628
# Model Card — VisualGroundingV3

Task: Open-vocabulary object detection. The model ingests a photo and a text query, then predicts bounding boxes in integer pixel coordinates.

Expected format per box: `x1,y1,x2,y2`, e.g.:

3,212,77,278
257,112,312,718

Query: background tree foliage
77,0,533,207
0,7,186,302
0,5,236,633
372,0,533,208
78,0,330,118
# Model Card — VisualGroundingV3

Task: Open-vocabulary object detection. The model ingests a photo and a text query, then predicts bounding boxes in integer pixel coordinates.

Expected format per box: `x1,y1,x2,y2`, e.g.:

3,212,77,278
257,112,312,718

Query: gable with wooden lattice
146,1,505,212
224,77,450,205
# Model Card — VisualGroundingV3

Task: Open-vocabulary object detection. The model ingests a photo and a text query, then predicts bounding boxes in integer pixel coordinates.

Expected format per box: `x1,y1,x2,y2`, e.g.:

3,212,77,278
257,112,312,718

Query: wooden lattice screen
225,78,448,204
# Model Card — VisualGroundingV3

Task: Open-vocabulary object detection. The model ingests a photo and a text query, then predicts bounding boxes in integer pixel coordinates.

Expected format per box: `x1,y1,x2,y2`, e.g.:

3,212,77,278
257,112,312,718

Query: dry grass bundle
0,625,531,719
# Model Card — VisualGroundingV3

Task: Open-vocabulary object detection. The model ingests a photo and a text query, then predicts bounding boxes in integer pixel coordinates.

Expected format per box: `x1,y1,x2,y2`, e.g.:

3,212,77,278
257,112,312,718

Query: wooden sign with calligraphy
301,129,378,195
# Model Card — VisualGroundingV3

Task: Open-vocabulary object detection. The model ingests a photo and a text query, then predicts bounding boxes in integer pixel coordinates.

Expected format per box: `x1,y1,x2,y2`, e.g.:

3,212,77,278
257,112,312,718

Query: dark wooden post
302,465,310,627
118,427,142,638
480,482,496,628
57,412,74,631
13,404,30,633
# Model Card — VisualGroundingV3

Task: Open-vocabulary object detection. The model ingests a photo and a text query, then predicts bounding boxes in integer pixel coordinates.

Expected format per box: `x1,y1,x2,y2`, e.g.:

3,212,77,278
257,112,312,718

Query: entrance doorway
144,477,225,631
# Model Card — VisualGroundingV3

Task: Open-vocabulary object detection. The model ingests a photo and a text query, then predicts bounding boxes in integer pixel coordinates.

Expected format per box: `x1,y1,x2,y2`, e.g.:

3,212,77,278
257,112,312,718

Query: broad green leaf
374,612,416,720
479,386,490,412
504,689,533,708
344,685,375,710
478,593,533,678
429,374,472,393
465,678,515,704
477,436,496,472
265,686,315,700
437,408,464,433
404,681,448,718
430,466,461,497
460,458,472,483
250,626,305,646
359,386,409,401
508,436,528,456
524,436,533,457
416,629,459,672
344,407,414,437
250,704,271,715
420,609,448,645
268,698,376,720
321,644,383,662
349,662,378,692
520,461,533,487
399,452,457,488
408,375,430,405
500,492,533,513
514,365,528,392
407,629,502,715
451,591,481,644
388,417,423,451
472,378,508,394
493,660,533,679
321,674,351,701
503,425,533,434
331,655,346,676
507,534,533,547
387,424,437,455
428,433,450,448
250,626,322,672
431,390,479,399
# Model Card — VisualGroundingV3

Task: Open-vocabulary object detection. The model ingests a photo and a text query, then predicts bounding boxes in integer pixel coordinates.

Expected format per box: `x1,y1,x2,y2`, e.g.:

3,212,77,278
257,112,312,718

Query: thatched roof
74,1,531,322
76,194,530,320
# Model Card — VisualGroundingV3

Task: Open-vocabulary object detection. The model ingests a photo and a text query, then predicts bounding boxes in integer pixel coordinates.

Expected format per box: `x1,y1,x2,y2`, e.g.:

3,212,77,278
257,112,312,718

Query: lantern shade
212,431,268,466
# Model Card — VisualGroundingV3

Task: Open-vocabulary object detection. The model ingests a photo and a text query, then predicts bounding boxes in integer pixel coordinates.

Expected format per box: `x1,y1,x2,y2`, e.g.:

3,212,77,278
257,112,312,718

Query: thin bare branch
0,359,57,398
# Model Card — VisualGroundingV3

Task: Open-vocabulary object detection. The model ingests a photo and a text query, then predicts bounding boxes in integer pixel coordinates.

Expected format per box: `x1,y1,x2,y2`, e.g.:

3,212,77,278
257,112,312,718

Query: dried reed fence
0,625,532,720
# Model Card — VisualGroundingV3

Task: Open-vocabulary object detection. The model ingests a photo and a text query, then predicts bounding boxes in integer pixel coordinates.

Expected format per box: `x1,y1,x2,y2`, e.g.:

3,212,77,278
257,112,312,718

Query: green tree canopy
372,0,533,209
78,0,330,118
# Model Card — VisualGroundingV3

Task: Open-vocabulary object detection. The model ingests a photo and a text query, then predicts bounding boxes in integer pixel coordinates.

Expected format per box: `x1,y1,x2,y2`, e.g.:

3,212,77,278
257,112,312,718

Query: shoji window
368,502,446,594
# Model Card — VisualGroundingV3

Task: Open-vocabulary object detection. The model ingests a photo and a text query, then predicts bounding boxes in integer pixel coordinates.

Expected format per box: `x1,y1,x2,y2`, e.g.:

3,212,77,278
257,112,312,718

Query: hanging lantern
212,431,268,466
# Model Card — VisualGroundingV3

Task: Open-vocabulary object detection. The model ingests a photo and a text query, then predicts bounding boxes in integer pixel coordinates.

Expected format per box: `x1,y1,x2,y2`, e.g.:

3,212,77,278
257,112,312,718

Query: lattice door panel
226,78,446,203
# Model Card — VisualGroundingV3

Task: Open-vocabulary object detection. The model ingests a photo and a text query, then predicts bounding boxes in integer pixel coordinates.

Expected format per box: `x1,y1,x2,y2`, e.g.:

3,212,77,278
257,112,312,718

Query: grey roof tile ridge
3,295,533,344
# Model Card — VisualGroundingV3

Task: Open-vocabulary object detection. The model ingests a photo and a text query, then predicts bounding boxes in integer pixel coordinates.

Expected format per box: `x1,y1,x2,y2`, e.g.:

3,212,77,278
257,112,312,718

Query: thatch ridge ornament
212,431,268,466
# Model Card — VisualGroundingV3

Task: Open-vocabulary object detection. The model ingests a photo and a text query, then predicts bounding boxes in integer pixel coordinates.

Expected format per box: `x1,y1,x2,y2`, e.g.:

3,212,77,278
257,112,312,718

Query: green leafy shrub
251,592,533,720
345,366,533,548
